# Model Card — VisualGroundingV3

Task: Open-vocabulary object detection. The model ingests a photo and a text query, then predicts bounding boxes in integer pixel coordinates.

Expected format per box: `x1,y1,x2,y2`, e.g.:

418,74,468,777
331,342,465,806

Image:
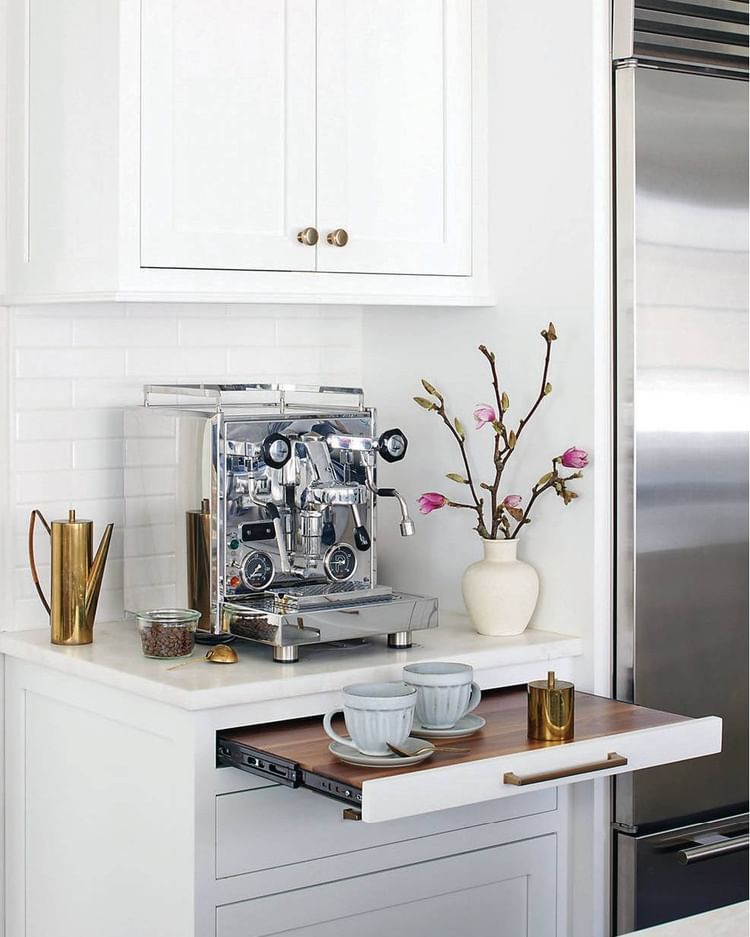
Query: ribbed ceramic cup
323,682,416,756
403,662,481,729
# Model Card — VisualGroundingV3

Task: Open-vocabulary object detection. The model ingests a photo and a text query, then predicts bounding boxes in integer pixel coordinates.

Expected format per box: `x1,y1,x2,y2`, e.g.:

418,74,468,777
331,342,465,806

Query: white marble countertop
623,902,749,936
0,614,582,711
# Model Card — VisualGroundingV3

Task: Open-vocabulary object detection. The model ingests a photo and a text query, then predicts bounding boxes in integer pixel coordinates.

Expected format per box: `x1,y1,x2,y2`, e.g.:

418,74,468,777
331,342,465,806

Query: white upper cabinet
4,0,488,304
316,0,471,276
141,0,317,272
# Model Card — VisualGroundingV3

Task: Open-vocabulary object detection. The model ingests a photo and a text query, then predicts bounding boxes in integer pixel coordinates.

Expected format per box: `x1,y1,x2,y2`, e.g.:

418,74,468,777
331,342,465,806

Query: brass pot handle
326,228,349,247
504,752,628,786
28,509,52,614
296,226,319,246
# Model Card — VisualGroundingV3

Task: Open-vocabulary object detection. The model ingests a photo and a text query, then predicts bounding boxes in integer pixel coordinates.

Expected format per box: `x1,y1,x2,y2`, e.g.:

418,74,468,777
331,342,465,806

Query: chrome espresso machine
124,384,438,661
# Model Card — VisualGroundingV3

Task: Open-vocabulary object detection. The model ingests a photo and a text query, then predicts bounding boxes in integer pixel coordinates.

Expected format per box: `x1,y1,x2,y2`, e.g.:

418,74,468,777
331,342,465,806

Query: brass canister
186,499,212,630
28,509,114,645
527,671,575,741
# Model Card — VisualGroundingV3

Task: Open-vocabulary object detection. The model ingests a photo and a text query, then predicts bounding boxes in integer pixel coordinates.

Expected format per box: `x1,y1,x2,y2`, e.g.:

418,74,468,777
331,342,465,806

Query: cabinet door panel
316,0,472,276
141,0,316,271
217,835,557,937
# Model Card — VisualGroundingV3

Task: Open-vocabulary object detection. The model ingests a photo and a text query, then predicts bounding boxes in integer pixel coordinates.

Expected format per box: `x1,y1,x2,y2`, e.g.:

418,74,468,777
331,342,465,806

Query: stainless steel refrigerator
612,1,749,932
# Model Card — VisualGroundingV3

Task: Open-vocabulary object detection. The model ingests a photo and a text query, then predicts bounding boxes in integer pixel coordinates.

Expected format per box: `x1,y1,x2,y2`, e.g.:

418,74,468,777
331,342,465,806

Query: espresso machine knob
261,433,292,469
377,428,408,463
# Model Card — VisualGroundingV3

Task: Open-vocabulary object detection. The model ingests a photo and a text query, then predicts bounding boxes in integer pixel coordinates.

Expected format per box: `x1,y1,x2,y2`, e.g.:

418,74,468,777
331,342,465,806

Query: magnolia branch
436,407,490,538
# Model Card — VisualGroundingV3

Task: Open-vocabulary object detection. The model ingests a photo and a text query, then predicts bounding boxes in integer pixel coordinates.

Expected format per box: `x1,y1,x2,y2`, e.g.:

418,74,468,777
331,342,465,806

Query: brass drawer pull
296,226,319,246
326,228,349,247
504,751,628,786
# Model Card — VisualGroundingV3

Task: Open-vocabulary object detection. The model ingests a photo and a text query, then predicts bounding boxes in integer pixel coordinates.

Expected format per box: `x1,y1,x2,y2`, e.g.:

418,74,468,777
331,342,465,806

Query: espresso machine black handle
350,504,371,551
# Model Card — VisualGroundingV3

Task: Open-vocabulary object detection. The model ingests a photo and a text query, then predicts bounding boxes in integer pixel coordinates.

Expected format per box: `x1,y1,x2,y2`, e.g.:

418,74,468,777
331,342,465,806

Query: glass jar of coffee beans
135,609,201,659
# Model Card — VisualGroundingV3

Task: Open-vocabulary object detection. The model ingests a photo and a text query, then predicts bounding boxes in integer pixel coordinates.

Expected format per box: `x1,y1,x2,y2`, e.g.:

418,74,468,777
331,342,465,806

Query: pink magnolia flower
561,447,589,469
417,492,448,514
473,403,497,429
502,494,522,509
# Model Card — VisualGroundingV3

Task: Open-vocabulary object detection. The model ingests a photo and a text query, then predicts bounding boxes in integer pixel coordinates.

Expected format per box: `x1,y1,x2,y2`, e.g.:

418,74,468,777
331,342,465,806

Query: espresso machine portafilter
124,384,438,662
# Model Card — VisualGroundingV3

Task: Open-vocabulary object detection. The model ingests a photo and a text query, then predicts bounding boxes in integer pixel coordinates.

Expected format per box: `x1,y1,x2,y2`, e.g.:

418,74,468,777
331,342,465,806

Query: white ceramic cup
403,662,481,729
323,682,416,756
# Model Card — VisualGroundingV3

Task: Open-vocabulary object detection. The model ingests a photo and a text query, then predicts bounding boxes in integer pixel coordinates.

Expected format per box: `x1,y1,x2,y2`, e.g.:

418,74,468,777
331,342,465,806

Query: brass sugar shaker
527,671,575,741
28,508,114,646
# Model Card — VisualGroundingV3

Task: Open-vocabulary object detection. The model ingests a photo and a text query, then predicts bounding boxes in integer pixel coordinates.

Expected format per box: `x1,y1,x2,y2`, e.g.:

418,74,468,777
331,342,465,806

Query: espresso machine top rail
143,383,366,413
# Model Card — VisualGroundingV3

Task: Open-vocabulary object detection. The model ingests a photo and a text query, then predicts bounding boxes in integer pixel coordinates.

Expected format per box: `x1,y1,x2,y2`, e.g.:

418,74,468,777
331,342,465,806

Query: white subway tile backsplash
16,470,74,504
72,380,144,409
124,437,177,467
276,317,359,347
73,439,125,469
6,302,363,629
14,378,73,410
124,524,176,558
73,317,177,347
16,441,73,471
125,346,227,377
125,302,228,318
179,317,275,346
16,347,126,379
123,467,176,498
15,317,73,347
16,408,124,441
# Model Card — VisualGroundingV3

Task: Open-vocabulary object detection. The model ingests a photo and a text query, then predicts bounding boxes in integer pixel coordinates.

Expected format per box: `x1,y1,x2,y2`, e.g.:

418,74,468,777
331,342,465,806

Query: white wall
5,303,362,630
364,6,612,934
364,0,612,692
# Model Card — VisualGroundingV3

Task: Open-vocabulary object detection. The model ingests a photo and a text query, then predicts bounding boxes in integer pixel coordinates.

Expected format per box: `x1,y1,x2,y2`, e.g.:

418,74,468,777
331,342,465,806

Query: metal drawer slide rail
217,736,364,806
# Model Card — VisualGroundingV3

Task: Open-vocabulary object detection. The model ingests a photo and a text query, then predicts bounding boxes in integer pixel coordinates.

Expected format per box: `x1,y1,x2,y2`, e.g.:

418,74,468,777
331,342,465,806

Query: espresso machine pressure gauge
323,543,357,582
240,550,275,591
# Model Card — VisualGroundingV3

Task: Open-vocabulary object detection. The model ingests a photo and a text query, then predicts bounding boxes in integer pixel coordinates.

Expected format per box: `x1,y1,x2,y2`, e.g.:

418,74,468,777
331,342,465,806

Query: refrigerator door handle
677,834,749,866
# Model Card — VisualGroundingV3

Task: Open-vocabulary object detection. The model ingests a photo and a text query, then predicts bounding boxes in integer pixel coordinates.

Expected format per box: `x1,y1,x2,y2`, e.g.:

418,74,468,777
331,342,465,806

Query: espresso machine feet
273,645,299,664
387,631,413,649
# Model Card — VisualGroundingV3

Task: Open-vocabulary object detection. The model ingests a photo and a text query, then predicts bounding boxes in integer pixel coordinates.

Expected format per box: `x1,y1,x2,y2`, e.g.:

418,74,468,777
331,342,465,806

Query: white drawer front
217,833,557,937
360,716,722,822
216,783,555,879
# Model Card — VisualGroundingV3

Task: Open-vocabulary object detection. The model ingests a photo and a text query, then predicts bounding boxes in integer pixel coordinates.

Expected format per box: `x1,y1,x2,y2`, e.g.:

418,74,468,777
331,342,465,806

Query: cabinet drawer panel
219,689,722,823
217,834,557,937
216,783,554,879
316,0,472,275
362,715,721,822
141,0,316,271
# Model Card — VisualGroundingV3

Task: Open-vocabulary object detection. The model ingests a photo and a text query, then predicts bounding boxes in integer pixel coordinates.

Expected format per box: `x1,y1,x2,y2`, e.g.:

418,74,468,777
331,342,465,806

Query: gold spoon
167,644,238,670
387,742,470,757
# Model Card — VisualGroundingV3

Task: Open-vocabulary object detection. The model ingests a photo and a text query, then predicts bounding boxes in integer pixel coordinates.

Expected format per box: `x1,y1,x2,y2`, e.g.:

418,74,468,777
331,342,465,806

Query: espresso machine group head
124,384,438,662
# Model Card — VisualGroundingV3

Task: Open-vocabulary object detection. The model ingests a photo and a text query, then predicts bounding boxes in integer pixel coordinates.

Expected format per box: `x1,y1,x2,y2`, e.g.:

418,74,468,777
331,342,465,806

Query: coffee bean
140,621,195,659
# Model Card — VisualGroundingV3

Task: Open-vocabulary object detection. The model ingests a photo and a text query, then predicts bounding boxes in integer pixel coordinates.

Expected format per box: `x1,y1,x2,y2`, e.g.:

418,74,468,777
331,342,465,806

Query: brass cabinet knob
326,228,349,247
296,226,319,246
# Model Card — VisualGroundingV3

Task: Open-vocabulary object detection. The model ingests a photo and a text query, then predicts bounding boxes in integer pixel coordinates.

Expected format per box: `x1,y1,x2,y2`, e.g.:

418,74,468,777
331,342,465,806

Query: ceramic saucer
328,738,435,768
411,713,486,739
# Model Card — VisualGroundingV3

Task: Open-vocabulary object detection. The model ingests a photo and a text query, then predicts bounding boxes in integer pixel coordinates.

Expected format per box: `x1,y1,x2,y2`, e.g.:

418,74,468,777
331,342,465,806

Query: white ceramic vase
462,538,539,636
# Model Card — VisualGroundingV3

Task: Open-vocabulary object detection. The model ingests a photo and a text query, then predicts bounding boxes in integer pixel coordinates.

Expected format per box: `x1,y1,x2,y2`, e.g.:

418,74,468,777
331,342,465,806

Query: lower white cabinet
217,835,557,937
0,648,719,937
215,778,556,879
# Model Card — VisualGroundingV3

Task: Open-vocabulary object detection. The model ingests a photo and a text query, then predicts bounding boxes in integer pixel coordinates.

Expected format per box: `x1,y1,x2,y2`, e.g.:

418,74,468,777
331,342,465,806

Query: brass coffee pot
29,509,114,645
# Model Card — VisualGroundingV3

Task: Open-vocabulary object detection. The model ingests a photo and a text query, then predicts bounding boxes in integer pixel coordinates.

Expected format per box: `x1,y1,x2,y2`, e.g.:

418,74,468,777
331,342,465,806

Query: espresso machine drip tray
275,581,393,610
222,590,438,663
